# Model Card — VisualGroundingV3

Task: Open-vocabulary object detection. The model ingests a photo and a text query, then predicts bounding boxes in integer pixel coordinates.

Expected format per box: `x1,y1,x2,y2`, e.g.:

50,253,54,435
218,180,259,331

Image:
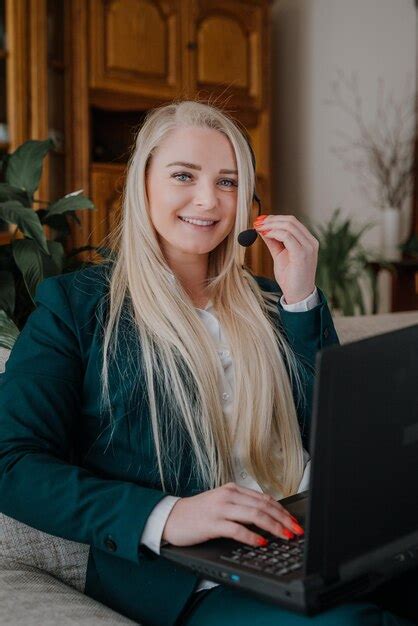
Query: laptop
161,324,418,615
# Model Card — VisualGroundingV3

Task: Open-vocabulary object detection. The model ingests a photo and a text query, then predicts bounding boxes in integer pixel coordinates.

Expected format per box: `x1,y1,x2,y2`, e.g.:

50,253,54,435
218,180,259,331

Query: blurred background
0,0,417,317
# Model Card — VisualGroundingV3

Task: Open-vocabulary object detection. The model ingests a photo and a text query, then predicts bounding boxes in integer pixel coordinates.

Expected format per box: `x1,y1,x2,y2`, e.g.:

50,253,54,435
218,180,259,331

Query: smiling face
145,126,239,273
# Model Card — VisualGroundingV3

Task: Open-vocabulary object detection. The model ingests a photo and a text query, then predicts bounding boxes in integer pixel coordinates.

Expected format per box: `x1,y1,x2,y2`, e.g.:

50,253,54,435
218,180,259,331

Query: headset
238,129,263,246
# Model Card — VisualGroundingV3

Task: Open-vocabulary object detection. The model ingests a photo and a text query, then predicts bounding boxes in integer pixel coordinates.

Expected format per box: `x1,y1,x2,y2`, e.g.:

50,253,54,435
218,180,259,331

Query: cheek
148,187,181,223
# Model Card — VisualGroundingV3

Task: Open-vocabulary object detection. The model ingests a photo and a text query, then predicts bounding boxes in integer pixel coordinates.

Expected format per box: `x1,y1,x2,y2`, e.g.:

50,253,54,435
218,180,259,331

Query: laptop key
288,563,302,571
220,555,241,562
275,567,290,576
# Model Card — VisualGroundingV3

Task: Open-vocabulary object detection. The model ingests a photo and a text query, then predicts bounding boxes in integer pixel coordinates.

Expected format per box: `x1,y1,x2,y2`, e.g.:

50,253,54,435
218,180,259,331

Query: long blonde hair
99,99,306,497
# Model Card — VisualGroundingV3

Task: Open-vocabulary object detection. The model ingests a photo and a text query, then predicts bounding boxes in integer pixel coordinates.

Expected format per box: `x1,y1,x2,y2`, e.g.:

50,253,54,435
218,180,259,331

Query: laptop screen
306,325,418,581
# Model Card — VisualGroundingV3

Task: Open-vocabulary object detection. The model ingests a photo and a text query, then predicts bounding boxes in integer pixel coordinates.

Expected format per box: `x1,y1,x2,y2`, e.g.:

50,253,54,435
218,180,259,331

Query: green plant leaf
0,200,49,254
5,139,54,195
0,309,19,350
46,192,95,217
0,183,30,207
42,240,65,276
0,270,15,318
12,239,44,304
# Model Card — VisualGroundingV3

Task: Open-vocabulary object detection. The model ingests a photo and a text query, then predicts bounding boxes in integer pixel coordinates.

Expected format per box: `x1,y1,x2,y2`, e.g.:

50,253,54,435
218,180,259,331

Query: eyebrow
166,161,238,175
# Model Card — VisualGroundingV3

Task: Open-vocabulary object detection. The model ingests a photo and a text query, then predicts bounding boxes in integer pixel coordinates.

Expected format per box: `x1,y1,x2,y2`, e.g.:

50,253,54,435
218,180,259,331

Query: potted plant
305,208,394,316
0,138,111,350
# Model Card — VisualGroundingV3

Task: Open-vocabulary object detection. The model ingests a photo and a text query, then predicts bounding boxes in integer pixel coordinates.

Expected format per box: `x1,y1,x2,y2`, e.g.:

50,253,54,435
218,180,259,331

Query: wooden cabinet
89,0,266,110
183,0,266,111
89,0,183,101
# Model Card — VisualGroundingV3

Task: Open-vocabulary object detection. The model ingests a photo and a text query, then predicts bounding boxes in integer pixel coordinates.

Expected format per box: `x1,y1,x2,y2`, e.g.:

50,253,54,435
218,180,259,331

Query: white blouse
140,286,320,593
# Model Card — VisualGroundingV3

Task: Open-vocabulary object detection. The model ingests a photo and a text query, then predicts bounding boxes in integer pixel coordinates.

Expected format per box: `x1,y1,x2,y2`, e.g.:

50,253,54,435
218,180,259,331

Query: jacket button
323,327,329,339
104,536,117,552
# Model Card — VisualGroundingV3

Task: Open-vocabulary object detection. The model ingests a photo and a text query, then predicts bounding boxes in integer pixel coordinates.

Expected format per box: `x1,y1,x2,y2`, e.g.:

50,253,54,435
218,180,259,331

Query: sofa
1,309,418,625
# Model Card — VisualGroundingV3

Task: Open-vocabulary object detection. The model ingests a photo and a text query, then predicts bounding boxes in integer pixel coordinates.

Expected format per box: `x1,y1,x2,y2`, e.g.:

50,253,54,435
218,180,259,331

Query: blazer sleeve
277,286,340,450
0,276,167,565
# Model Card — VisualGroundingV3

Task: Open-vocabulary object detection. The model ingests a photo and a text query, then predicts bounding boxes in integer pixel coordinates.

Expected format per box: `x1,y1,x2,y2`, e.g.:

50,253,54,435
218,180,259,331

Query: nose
193,179,218,210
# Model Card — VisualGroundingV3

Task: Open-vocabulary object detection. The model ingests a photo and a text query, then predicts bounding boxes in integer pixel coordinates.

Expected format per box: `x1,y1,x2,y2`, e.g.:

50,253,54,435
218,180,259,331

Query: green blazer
0,263,339,626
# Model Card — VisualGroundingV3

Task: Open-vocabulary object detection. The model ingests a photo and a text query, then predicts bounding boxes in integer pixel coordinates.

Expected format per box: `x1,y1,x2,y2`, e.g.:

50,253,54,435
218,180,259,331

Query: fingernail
257,537,269,546
253,216,267,227
282,529,294,539
258,229,271,235
291,523,304,535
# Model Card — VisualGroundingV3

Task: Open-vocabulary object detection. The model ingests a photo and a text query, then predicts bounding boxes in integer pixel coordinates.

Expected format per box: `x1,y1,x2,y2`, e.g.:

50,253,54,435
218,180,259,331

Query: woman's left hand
254,214,319,305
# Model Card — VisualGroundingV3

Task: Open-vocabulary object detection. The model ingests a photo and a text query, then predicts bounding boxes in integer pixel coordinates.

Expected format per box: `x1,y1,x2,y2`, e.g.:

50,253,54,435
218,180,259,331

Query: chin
178,243,215,254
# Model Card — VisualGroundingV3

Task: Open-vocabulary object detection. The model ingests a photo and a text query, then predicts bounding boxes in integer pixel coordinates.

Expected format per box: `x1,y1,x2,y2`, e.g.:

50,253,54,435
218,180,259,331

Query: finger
228,485,302,527
259,228,303,256
225,503,299,540
274,215,318,247
257,221,313,251
258,215,318,249
228,496,303,535
221,520,270,548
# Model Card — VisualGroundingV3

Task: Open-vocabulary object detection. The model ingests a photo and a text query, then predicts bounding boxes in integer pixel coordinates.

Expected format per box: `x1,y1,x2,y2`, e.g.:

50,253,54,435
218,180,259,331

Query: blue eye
219,179,238,188
171,173,238,187
173,173,190,182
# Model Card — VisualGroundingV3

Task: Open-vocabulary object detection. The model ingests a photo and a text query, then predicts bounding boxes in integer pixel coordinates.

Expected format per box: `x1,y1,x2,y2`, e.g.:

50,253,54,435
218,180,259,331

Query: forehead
151,126,237,167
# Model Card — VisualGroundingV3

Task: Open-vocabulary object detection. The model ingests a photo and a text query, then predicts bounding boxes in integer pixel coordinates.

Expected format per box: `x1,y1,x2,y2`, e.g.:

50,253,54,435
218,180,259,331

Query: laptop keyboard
220,535,304,576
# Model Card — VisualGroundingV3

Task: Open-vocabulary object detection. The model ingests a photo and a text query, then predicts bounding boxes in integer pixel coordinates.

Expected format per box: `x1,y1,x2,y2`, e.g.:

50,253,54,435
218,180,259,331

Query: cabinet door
89,0,182,100
183,0,266,111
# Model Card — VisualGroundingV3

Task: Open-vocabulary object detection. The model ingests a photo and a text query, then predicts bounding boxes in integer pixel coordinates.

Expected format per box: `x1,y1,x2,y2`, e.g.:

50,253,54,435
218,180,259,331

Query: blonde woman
0,101,414,626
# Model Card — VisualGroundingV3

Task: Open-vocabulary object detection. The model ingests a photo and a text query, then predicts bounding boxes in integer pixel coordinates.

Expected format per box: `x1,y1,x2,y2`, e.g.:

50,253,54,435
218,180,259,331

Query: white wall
271,0,416,312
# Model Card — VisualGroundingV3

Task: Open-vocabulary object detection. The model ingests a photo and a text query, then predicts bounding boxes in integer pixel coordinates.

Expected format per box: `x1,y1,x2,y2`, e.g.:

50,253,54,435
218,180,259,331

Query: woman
0,101,415,626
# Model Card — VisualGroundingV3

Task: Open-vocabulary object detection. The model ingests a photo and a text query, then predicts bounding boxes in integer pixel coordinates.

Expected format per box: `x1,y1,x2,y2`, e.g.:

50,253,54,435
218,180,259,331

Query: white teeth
180,217,216,226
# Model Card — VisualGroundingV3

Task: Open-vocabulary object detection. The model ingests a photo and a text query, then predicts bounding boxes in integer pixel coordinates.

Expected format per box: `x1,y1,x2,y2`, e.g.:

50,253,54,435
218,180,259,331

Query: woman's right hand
162,482,304,548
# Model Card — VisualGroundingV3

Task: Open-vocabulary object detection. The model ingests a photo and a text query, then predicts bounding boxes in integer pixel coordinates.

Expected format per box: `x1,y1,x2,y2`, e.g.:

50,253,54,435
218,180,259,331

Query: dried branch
325,69,417,210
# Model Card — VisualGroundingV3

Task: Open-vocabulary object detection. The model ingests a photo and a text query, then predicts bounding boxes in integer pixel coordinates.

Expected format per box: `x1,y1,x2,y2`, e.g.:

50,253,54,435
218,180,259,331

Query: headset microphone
237,135,263,248
237,190,262,248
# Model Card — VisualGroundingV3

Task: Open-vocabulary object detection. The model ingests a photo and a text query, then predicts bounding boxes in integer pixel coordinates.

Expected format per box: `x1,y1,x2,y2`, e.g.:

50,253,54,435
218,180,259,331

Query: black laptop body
161,324,418,615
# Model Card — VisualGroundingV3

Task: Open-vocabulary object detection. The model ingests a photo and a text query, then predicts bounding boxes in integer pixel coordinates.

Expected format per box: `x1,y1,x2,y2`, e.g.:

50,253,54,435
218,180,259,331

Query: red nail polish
291,523,304,535
257,537,269,546
282,529,294,539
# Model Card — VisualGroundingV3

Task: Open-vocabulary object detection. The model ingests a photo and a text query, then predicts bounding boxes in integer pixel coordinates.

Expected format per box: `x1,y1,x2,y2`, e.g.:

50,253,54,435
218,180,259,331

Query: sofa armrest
0,557,137,625
333,310,418,344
